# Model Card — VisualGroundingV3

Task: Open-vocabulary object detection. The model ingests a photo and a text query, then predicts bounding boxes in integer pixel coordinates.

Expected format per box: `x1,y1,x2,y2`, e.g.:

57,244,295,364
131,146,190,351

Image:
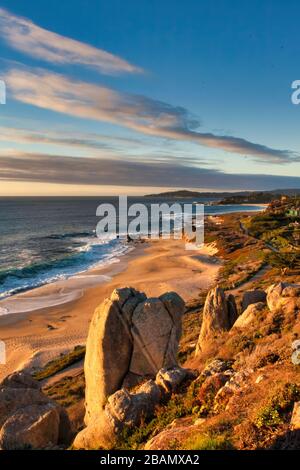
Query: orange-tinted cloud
6,67,298,164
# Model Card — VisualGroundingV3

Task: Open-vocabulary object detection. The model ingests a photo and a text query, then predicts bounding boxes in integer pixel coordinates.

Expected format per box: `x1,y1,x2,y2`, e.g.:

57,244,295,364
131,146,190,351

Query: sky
0,0,300,195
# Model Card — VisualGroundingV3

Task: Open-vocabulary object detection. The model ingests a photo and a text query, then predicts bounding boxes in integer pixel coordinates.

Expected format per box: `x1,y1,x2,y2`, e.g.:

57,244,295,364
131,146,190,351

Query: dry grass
33,345,85,381
43,371,85,408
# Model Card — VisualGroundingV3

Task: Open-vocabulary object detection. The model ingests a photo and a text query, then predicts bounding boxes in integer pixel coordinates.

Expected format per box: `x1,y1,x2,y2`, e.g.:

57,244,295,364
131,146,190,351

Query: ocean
0,197,264,299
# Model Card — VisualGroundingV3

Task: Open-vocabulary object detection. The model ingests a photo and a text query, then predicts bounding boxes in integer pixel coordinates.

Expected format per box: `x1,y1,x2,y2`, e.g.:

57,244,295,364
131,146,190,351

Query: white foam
0,291,82,315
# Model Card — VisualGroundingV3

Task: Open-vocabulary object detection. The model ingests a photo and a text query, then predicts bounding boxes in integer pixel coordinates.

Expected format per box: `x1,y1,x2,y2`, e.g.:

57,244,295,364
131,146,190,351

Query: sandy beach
0,238,221,381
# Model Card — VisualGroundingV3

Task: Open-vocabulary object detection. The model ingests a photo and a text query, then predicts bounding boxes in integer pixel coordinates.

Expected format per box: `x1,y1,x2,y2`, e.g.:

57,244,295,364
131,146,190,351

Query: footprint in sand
58,315,72,322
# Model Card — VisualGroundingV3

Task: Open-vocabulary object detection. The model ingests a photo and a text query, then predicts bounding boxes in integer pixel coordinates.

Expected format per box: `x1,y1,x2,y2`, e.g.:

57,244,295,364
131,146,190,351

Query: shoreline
0,243,139,316
206,204,266,215
0,237,221,381
0,204,265,304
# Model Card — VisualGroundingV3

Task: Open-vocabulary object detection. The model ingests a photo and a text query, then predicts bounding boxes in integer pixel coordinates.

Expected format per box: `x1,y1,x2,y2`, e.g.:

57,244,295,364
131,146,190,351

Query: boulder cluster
0,371,71,450
196,282,300,355
266,282,300,314
74,366,195,449
78,281,292,449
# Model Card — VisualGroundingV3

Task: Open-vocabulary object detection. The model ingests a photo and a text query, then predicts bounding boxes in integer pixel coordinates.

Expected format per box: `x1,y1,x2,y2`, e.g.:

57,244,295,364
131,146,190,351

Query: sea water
0,197,263,300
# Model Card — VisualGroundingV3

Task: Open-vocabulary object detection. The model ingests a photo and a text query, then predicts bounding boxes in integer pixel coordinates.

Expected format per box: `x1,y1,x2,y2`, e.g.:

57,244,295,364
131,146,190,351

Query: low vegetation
43,372,85,408
33,345,85,381
243,197,300,273
116,380,200,450
205,213,267,289
183,433,234,450
254,383,300,429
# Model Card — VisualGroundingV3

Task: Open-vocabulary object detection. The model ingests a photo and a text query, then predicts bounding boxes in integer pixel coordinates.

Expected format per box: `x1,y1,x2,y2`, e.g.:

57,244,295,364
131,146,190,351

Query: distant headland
144,188,300,204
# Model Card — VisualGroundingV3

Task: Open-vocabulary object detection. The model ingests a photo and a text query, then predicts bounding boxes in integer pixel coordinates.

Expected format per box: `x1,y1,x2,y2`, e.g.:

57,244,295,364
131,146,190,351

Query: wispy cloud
0,126,143,154
0,126,214,166
0,151,299,190
0,8,141,75
6,67,298,164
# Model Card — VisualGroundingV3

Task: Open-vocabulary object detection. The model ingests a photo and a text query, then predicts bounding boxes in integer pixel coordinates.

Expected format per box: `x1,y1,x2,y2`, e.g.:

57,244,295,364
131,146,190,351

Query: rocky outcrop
241,289,266,312
1,371,41,390
200,359,234,379
130,297,180,376
214,368,253,412
75,288,187,449
0,372,71,450
233,302,265,329
156,367,196,393
292,340,300,366
84,288,185,425
191,359,234,413
74,366,193,449
227,294,238,328
0,403,60,450
144,417,204,450
159,292,185,341
196,287,236,354
84,288,140,424
198,372,233,405
267,282,300,314
291,402,300,430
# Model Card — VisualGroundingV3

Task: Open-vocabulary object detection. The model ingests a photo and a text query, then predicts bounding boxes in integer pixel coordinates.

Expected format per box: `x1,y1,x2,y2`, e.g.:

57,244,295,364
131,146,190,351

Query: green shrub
255,383,300,429
184,433,234,450
255,407,282,428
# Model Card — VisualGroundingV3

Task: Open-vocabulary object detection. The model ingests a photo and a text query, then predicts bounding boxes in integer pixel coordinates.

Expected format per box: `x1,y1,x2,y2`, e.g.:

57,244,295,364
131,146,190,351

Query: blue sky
0,0,299,195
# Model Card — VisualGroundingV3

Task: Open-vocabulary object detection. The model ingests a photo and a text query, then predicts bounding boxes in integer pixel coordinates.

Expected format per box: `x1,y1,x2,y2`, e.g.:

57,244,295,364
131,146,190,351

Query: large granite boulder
84,288,185,426
227,293,238,327
241,290,266,312
233,302,266,329
159,292,185,341
0,372,71,450
84,288,142,424
0,403,60,450
81,287,185,447
196,287,236,354
130,297,180,376
0,387,50,429
267,283,300,314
